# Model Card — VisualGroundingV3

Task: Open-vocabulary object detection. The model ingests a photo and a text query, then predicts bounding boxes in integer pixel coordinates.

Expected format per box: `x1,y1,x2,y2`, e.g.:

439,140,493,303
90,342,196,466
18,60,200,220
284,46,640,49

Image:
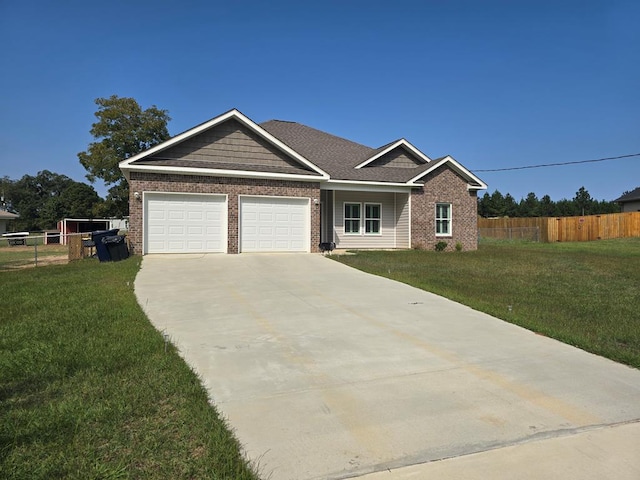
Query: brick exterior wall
411,167,479,251
128,172,321,254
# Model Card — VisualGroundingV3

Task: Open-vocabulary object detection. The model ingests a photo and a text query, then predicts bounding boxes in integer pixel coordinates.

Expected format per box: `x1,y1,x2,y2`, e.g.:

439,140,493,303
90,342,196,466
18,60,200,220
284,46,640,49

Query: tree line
478,187,622,218
1,172,104,231
1,96,170,232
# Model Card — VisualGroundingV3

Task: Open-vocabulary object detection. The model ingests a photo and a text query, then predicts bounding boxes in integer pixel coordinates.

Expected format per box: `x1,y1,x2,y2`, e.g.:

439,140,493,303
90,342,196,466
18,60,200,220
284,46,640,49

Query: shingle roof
121,109,486,188
615,187,640,203
260,120,434,183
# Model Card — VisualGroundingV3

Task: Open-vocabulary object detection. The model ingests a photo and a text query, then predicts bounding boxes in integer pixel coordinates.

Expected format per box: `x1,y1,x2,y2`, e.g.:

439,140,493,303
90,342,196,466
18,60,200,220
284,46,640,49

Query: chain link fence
0,233,79,270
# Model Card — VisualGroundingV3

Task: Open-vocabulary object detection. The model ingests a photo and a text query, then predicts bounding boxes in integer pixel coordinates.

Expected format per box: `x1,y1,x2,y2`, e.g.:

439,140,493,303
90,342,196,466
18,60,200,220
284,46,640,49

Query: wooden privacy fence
478,212,640,242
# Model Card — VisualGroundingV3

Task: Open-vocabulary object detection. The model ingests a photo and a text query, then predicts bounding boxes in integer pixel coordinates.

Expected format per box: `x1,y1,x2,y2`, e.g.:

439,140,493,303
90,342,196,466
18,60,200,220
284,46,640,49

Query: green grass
0,257,260,479
332,238,640,368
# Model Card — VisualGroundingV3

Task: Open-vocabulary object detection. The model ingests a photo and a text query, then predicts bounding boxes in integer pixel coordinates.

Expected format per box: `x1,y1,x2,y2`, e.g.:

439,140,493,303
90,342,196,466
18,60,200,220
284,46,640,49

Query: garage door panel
206,211,221,221
240,196,309,252
145,193,226,254
187,226,204,235
167,225,185,236
168,210,185,220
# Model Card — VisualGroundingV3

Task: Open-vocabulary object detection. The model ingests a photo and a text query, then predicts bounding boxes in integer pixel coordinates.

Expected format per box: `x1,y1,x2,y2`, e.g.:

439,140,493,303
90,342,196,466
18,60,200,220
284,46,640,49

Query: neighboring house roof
0,210,19,220
615,187,640,203
120,109,487,190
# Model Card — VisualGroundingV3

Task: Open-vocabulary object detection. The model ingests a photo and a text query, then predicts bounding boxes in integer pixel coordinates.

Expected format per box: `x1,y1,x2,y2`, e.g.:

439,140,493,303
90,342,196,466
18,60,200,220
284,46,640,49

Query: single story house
615,187,640,212
0,210,19,234
119,109,487,255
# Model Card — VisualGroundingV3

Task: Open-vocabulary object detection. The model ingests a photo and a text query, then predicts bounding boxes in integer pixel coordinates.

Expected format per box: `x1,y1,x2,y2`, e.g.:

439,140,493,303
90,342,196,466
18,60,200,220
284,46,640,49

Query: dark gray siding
145,119,313,173
367,148,423,168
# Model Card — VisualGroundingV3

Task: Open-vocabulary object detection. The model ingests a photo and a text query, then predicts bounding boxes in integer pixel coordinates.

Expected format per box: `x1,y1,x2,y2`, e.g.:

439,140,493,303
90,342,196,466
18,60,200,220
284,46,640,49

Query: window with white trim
365,203,381,234
435,203,452,236
344,203,361,234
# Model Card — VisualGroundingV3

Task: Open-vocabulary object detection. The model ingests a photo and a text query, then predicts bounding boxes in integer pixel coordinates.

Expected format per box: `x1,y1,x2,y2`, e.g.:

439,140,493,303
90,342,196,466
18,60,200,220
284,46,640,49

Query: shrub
435,241,448,252
455,242,463,252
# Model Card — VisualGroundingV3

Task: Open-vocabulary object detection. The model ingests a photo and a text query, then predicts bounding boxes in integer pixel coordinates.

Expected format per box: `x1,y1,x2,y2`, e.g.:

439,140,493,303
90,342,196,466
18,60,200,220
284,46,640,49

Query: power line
472,153,640,173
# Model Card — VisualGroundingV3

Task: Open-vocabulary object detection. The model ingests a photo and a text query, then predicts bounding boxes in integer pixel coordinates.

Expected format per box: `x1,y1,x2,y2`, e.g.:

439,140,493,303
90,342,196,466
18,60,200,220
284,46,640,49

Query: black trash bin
102,235,129,262
91,229,119,262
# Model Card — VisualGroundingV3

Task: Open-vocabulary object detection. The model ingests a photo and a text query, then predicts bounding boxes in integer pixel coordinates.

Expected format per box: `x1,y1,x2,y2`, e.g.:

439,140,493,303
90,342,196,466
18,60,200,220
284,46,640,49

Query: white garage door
145,193,227,254
240,196,310,252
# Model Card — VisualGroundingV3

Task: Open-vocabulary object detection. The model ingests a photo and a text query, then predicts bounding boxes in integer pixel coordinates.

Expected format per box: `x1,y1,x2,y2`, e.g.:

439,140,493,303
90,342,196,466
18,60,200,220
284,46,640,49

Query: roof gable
364,144,428,168
137,118,315,175
408,156,487,190
120,109,329,181
354,139,430,169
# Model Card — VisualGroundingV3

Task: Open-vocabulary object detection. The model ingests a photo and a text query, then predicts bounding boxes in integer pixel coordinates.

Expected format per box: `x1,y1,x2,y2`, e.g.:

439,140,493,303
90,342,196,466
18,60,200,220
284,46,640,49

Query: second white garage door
240,196,310,252
145,193,227,254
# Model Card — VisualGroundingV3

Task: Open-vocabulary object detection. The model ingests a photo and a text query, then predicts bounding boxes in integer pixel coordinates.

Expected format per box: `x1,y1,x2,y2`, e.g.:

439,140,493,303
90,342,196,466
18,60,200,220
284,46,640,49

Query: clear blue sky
1,0,638,202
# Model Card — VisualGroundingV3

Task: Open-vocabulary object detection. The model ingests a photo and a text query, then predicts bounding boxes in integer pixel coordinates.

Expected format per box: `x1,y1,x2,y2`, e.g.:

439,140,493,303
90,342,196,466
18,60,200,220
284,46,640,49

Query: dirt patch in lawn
1,256,69,270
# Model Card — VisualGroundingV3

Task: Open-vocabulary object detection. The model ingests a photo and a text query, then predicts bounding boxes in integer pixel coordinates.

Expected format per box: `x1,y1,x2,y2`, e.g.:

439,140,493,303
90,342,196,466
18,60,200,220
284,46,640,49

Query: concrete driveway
135,254,640,480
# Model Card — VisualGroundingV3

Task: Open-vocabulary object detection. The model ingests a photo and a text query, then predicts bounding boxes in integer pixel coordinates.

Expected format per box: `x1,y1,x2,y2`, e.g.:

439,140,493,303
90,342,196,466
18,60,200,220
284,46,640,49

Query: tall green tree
503,193,519,217
539,194,556,216
518,192,540,217
7,171,102,230
78,95,171,217
478,192,491,217
1,176,14,212
573,186,593,215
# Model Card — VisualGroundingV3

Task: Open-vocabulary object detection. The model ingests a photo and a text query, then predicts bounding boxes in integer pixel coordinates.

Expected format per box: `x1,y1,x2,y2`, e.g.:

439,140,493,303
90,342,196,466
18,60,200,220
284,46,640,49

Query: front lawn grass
0,257,259,479
332,238,640,368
